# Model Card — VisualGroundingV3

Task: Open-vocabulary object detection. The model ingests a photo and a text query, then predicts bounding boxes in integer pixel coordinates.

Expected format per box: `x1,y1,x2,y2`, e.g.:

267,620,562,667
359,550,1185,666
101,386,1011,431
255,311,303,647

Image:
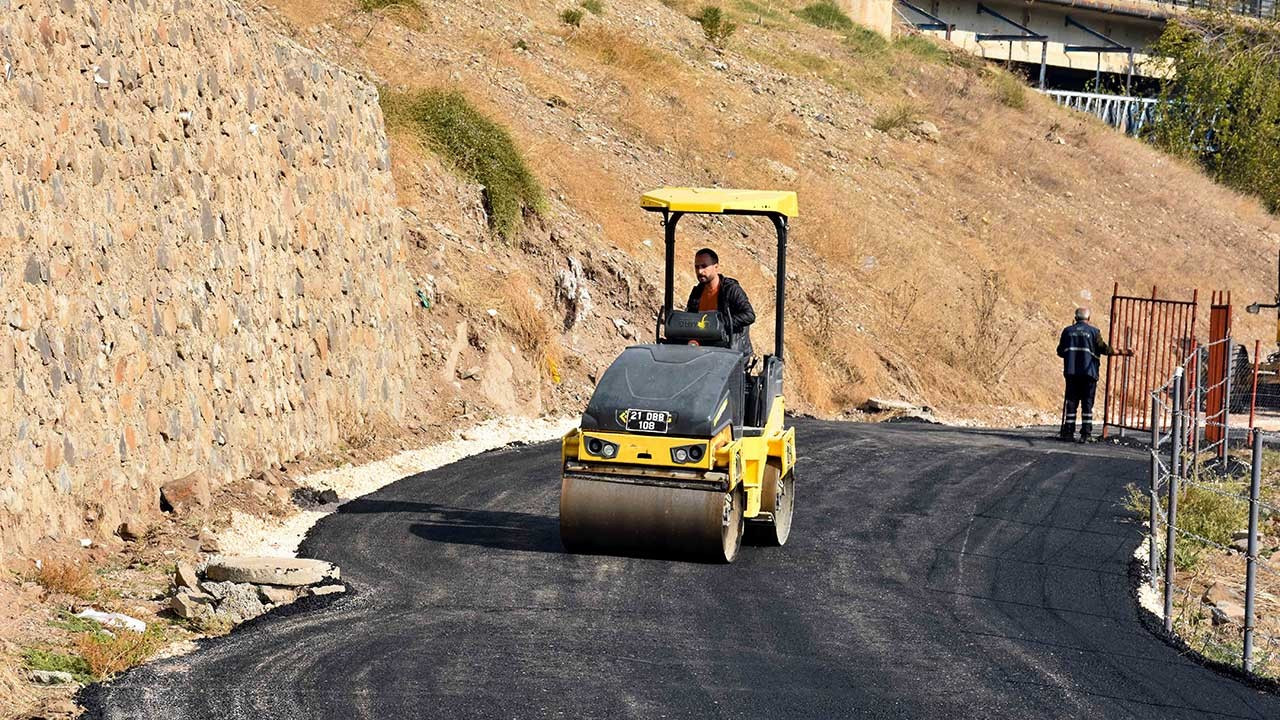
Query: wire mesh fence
1144,344,1280,678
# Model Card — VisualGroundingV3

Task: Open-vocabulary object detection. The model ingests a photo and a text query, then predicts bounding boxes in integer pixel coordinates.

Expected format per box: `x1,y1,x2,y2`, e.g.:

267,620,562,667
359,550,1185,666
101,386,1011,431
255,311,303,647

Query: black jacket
686,276,756,355
1057,321,1114,379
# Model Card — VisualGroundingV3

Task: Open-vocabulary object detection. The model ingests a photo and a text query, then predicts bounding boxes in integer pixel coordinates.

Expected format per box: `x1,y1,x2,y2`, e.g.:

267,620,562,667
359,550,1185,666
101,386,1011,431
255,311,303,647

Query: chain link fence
1146,350,1280,677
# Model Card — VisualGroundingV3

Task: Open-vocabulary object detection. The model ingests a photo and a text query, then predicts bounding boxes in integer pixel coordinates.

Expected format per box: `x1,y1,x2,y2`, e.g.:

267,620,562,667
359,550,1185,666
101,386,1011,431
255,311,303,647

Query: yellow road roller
559,188,798,562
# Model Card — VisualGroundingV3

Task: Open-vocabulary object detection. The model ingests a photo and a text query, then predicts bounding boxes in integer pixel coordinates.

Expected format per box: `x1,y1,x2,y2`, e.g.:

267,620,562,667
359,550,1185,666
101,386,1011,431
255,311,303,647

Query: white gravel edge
217,415,577,558
1133,531,1165,617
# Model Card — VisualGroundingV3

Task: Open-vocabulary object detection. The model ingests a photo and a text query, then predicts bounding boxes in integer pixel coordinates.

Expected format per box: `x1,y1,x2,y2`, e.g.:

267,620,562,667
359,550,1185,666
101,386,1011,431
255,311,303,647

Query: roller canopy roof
641,187,798,217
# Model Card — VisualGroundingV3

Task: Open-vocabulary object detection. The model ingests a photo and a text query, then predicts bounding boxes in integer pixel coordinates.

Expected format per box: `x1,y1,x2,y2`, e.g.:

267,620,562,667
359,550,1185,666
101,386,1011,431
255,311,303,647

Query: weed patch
872,102,919,132
381,89,543,240
795,1,852,31
73,627,167,681
580,0,605,14
35,558,97,600
358,0,417,11
22,647,93,685
992,70,1027,109
49,610,104,634
894,34,947,63
845,25,888,55
569,27,672,76
735,0,784,20
1173,481,1249,570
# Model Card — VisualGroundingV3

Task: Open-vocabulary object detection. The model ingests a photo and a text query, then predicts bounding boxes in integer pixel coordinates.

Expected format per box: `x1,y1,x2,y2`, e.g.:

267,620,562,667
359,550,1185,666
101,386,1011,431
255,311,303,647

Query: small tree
1148,12,1280,213
696,6,737,48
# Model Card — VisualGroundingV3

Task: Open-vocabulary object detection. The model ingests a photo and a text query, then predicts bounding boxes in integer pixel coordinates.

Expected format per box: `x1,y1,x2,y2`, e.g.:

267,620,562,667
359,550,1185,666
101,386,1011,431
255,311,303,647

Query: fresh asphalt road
84,421,1280,719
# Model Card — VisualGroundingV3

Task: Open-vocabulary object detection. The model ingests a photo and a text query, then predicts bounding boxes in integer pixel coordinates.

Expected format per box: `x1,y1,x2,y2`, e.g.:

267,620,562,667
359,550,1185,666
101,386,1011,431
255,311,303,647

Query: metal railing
1145,344,1280,675
1042,90,1159,137
1147,0,1280,20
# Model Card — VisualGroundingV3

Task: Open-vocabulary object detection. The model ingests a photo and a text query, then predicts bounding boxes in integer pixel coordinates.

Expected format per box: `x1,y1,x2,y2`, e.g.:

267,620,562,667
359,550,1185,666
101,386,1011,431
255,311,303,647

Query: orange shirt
698,282,720,312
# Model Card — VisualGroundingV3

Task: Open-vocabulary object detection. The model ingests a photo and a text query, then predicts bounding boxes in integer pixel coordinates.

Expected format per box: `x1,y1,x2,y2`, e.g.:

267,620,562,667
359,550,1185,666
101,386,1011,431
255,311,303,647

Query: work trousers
1060,375,1098,439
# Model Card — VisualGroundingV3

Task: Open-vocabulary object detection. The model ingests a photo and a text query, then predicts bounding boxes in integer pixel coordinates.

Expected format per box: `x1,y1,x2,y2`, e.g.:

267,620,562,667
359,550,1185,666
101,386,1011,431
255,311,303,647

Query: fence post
1249,339,1260,447
1193,348,1202,474
1172,368,1184,479
1149,394,1160,590
1244,428,1261,673
1164,377,1182,633
1222,338,1233,463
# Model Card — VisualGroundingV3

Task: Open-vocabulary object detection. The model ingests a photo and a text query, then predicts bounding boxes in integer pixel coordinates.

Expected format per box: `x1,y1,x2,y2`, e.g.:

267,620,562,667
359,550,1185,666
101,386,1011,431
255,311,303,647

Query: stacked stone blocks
0,0,419,558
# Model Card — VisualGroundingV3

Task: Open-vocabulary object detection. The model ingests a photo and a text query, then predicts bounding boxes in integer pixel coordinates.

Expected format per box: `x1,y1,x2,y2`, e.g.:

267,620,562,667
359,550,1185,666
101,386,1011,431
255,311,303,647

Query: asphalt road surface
84,421,1280,719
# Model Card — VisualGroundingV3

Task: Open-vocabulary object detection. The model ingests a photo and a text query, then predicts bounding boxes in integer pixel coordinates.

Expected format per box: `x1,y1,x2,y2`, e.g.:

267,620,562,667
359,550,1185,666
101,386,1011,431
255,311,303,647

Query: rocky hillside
249,0,1279,426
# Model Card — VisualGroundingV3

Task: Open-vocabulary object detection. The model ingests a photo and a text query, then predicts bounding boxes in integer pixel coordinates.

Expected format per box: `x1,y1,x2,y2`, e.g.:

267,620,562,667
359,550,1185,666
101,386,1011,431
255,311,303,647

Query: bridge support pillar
836,0,894,38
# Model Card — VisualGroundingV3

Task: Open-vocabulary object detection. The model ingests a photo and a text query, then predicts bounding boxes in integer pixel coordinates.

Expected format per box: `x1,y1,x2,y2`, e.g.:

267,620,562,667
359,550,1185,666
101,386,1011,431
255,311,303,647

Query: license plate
621,409,672,434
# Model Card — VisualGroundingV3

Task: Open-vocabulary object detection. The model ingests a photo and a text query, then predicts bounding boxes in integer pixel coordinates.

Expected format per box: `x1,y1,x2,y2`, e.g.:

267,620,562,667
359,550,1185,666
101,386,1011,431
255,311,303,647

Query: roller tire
749,459,793,547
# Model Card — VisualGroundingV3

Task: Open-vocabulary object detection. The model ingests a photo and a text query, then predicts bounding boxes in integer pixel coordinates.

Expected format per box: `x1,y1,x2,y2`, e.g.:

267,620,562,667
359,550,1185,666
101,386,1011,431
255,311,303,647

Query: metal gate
1101,285,1199,436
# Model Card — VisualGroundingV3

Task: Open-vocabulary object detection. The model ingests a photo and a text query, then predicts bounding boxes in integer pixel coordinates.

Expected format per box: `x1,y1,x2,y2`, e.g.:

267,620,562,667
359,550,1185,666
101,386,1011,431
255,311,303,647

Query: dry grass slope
256,0,1279,421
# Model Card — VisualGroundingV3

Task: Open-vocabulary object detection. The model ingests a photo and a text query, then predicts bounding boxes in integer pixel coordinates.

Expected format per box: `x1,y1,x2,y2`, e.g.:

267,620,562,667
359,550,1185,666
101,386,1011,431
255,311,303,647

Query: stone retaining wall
0,0,418,559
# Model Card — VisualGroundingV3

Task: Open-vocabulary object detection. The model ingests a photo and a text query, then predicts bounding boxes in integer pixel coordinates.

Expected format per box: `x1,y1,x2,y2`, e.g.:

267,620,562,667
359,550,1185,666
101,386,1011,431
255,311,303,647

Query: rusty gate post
1222,338,1233,463
1103,282,1119,438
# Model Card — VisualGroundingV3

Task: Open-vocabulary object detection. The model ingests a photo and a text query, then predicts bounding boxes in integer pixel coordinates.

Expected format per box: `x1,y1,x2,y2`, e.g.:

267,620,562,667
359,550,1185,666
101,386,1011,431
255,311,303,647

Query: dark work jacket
686,276,756,356
1057,321,1114,379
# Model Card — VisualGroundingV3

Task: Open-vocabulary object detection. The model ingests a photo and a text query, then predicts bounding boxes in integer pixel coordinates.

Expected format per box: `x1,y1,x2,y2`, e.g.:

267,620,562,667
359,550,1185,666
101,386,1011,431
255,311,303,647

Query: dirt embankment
250,0,1279,427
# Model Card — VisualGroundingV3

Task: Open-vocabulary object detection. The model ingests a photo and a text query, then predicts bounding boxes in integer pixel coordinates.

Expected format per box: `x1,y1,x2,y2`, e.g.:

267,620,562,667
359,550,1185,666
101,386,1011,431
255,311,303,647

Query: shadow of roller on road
339,497,566,555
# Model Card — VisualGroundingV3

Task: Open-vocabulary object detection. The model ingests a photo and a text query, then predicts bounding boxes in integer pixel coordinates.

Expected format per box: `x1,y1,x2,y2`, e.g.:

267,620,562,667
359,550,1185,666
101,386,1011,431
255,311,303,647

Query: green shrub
993,70,1027,110
381,89,544,240
844,25,888,55
1126,475,1249,571
580,0,605,14
358,0,417,11
872,102,919,132
1173,482,1248,570
1149,13,1280,213
735,0,783,20
73,628,167,680
695,6,738,47
795,1,852,30
894,34,947,63
22,647,93,685
561,8,585,26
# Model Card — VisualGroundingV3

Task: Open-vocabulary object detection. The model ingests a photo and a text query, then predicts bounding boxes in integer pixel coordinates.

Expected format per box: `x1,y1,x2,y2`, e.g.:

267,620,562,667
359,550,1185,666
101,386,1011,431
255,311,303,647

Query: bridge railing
1152,0,1279,20
1041,90,1158,136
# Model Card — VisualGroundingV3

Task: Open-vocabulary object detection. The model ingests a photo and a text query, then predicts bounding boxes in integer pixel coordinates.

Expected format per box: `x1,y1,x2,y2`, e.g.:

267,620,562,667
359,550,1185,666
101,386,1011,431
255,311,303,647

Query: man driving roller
686,248,756,355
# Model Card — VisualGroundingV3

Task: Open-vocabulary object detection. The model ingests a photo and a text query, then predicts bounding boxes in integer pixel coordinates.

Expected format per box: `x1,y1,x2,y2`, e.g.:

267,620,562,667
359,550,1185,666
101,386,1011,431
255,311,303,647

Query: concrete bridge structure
841,0,1277,91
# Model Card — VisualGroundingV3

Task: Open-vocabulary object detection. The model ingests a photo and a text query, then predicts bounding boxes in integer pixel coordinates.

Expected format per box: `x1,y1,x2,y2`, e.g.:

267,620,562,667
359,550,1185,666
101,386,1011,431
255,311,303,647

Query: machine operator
686,247,756,355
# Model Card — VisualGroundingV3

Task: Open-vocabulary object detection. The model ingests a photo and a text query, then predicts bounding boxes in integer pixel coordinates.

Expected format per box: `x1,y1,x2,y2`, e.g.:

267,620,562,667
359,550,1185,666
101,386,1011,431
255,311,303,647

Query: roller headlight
583,437,618,459
670,444,707,464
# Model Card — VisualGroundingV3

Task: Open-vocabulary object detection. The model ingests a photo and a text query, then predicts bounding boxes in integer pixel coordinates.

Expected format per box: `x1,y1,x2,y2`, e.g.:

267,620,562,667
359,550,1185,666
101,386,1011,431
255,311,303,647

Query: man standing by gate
1058,308,1129,442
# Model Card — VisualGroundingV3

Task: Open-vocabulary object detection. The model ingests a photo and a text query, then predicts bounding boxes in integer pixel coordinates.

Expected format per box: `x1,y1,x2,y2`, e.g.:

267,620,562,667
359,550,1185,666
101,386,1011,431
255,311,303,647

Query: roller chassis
558,188,799,563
